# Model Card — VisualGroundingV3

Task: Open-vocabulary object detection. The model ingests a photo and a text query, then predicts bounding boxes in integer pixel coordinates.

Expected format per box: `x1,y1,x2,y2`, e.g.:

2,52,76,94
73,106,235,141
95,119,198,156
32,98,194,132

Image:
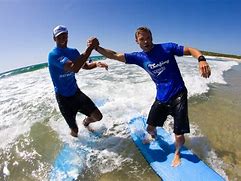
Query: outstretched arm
95,46,126,63
82,61,108,70
64,38,99,73
184,47,211,78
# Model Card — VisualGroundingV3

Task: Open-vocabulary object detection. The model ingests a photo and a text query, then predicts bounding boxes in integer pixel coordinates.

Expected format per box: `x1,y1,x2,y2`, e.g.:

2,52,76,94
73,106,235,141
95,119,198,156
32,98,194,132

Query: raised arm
82,61,108,70
64,38,99,73
184,47,211,78
95,46,126,63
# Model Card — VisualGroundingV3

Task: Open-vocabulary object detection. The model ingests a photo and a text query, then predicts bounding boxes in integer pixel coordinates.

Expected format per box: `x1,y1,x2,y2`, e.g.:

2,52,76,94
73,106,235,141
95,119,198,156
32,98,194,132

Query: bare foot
142,133,155,144
83,119,94,132
171,152,181,167
70,128,78,137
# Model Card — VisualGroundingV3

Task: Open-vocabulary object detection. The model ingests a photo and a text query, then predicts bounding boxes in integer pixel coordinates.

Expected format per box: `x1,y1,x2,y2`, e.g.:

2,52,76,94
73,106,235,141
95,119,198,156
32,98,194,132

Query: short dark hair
135,27,152,39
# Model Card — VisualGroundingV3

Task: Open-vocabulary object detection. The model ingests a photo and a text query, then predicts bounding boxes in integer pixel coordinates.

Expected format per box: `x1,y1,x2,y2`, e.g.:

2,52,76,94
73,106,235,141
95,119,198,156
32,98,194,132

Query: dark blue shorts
147,88,190,135
56,89,97,129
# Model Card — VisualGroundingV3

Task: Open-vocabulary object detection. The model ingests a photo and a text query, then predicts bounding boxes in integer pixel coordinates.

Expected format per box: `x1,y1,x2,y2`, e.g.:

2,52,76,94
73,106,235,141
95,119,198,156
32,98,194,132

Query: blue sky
0,0,241,73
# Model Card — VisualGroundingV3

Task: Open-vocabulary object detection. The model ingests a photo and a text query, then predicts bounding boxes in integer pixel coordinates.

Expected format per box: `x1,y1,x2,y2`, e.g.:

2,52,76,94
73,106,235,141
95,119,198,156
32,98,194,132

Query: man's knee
91,109,103,121
96,112,103,121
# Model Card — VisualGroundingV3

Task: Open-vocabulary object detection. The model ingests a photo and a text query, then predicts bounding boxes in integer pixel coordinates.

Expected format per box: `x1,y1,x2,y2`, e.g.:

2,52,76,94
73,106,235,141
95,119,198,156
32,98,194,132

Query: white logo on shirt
59,72,74,78
147,60,169,76
58,56,65,63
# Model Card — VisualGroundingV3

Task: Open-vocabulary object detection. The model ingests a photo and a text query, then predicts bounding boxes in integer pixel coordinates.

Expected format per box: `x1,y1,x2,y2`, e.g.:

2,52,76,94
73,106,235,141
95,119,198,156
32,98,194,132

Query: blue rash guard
125,43,186,103
48,47,81,97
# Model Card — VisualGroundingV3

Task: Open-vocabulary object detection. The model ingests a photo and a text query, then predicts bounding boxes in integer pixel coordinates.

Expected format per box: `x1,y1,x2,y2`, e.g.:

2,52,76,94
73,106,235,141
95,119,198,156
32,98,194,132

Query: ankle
83,119,90,127
70,128,78,137
174,150,180,156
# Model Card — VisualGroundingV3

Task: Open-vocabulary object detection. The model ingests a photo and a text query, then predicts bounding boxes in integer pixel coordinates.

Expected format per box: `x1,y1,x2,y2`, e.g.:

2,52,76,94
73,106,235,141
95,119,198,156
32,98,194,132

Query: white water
0,57,238,180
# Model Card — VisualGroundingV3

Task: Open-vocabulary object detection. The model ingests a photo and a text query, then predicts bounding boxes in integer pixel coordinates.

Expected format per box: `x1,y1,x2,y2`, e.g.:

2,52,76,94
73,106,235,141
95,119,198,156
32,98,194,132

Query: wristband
198,55,206,62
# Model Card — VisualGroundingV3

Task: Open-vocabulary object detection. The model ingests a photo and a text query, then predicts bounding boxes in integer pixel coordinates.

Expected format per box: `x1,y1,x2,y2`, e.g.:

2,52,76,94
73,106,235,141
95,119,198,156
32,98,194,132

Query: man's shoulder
48,48,62,65
66,47,78,53
124,51,144,62
49,47,77,53
157,42,181,52
125,51,144,56
66,47,77,51
124,51,146,65
158,42,184,56
48,47,59,56
158,42,176,48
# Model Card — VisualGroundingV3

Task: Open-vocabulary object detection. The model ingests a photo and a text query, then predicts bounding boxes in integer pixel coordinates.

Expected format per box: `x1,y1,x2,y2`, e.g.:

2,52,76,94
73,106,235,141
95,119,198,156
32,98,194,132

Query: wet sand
188,60,241,181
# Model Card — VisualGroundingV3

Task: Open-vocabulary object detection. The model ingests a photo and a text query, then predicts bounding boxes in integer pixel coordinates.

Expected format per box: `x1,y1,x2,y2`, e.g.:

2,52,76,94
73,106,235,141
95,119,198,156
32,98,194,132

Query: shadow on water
181,148,201,163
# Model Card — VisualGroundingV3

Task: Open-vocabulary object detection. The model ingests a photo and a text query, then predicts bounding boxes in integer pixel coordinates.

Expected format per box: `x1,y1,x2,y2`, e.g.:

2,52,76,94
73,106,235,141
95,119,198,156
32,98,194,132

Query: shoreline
1,55,241,75
185,55,241,62
205,55,241,62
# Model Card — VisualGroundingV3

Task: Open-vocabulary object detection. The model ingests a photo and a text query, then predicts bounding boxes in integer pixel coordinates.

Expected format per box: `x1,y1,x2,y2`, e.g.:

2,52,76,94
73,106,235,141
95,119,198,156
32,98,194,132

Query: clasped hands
87,37,99,50
87,37,108,70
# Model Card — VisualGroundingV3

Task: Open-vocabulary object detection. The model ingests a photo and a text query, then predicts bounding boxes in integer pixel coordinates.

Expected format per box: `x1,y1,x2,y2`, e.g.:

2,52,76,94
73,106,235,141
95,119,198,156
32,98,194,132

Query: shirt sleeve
168,43,184,56
72,49,81,62
48,53,69,70
124,52,142,65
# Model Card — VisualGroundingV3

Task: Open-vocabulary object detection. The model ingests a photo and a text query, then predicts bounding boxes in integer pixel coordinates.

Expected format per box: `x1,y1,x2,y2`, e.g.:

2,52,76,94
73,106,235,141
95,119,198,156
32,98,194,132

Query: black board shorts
147,88,190,135
55,89,97,129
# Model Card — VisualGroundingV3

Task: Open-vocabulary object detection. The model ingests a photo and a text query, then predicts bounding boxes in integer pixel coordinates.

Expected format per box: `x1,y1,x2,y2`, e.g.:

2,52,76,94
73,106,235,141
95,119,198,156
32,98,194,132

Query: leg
142,124,156,144
56,93,79,137
145,100,167,144
146,124,157,138
64,111,79,137
171,88,189,167
171,134,185,167
70,127,79,137
83,108,103,131
73,89,103,131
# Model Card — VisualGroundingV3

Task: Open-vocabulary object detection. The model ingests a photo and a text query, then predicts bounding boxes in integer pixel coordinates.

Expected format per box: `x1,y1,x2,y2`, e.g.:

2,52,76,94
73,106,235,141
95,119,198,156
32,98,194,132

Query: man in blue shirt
94,27,211,167
48,25,108,137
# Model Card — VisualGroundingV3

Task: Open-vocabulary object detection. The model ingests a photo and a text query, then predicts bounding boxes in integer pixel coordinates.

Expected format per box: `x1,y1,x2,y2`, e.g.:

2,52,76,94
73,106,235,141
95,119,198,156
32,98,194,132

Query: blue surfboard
49,98,107,181
49,131,102,181
129,116,224,181
49,144,86,181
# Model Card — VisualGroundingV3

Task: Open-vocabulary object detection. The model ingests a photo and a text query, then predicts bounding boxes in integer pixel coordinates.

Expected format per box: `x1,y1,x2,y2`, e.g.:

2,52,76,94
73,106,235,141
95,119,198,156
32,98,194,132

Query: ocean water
0,56,240,181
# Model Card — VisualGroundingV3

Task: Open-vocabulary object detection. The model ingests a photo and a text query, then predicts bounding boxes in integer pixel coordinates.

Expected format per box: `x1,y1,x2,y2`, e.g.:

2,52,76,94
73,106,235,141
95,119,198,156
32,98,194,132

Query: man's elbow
72,67,80,73
64,65,79,73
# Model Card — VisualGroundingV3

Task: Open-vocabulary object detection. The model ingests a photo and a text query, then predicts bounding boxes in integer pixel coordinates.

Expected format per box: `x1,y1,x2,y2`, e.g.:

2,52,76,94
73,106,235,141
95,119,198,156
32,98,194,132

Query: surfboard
49,98,107,181
49,131,102,181
129,115,225,181
49,143,86,180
